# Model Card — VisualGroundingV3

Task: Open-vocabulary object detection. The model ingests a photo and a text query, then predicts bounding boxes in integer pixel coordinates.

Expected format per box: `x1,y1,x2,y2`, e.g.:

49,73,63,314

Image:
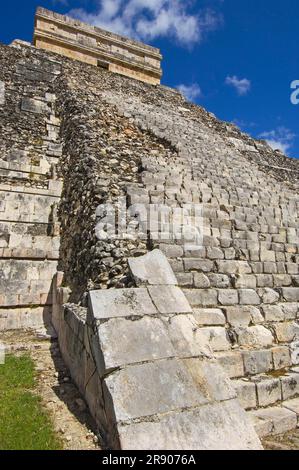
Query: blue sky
1,0,298,158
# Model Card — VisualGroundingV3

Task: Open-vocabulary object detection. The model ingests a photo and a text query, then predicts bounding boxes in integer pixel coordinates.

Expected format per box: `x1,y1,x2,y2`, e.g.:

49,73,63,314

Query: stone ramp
54,250,262,449
88,286,261,449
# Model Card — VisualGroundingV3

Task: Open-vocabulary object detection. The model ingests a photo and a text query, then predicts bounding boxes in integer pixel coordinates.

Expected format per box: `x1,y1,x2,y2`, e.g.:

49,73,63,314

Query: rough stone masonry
0,8,299,449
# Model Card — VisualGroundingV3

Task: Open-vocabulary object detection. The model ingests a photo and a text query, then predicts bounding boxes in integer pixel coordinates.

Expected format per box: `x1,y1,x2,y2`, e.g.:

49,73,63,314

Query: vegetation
0,354,62,450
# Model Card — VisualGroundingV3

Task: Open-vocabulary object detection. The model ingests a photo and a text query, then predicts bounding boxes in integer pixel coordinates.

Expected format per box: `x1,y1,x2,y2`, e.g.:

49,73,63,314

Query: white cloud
176,83,202,101
259,127,296,155
225,75,251,96
68,0,222,47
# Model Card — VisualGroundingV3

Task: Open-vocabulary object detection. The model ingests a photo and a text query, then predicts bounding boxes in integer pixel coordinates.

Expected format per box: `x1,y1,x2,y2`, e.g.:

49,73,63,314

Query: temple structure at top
33,7,162,85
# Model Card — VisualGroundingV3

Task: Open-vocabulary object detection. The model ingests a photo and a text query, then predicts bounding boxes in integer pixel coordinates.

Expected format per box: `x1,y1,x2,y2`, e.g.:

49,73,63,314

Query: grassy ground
0,354,62,450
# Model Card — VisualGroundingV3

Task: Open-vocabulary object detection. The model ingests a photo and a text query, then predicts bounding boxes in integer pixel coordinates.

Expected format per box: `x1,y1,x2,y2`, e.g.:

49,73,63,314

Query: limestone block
273,322,299,343
88,288,157,319
259,288,280,304
215,351,244,378
272,346,291,370
175,272,193,287
218,289,238,305
166,314,212,357
183,288,218,307
193,273,210,288
282,303,298,320
128,249,177,286
243,350,273,375
95,316,176,372
235,326,274,348
239,289,261,305
217,260,251,274
234,380,257,409
195,326,231,352
21,97,47,114
283,397,299,416
225,306,251,327
208,273,230,288
117,398,262,449
235,275,257,289
148,285,192,314
183,358,237,402
282,288,299,302
193,308,226,326
256,377,281,407
104,358,210,422
184,258,213,272
257,274,274,288
280,373,299,400
262,304,284,322
249,407,297,437
290,342,299,365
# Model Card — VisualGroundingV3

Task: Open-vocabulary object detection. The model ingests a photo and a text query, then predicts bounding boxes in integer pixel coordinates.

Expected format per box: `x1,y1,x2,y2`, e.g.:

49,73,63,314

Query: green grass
0,354,63,450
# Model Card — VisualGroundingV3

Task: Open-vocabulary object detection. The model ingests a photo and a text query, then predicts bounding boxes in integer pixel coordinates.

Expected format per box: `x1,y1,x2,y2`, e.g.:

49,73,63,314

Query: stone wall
0,42,62,330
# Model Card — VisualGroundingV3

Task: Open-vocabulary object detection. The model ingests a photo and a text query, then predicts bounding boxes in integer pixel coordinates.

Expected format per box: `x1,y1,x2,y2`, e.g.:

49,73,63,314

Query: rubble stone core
0,23,299,448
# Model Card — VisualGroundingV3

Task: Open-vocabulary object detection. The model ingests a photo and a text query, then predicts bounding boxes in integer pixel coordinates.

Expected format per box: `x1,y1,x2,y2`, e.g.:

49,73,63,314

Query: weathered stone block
193,308,226,326
236,326,274,348
290,341,299,365
89,288,157,319
193,273,210,288
243,350,273,375
235,275,256,289
166,314,212,357
215,351,244,378
239,289,261,305
183,288,218,307
195,327,231,352
262,304,284,322
128,249,177,286
104,358,210,422
225,306,251,327
273,322,299,343
117,399,262,449
218,289,238,305
282,288,299,302
272,346,291,370
234,380,257,409
256,377,281,407
249,407,297,437
148,285,192,314
259,288,280,304
280,373,299,400
21,97,47,114
95,316,176,372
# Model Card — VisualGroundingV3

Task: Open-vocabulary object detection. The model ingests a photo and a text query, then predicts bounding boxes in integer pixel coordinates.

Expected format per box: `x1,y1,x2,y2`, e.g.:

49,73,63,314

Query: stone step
248,406,298,438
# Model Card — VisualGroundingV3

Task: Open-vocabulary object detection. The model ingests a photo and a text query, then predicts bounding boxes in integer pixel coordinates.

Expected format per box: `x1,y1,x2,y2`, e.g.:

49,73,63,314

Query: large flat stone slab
96,316,176,371
104,358,210,422
128,249,177,286
117,399,262,450
89,288,157,319
148,285,192,314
